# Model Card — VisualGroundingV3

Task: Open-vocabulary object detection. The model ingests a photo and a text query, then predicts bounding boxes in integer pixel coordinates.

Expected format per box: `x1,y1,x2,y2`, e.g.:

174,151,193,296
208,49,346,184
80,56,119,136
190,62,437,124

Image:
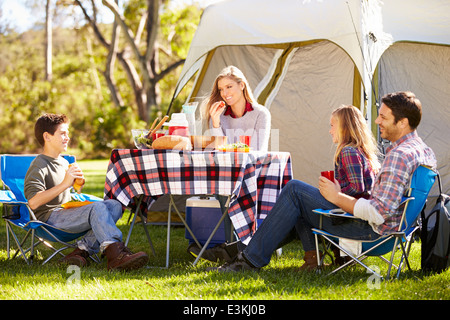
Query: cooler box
185,196,226,248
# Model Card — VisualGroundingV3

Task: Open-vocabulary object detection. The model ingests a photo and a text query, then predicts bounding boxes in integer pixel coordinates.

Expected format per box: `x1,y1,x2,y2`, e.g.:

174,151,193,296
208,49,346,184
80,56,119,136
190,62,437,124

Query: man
24,113,148,271
210,91,437,272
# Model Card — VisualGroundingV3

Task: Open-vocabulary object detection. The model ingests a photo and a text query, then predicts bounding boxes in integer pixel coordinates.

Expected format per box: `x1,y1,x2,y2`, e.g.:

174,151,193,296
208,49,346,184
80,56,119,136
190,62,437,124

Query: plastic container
168,113,190,137
185,196,225,248
151,131,165,141
182,102,198,136
68,163,85,193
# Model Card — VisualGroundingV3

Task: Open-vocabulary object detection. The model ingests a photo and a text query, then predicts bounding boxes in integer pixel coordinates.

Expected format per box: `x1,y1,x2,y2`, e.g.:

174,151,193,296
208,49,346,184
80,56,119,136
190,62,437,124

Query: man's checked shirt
370,131,436,234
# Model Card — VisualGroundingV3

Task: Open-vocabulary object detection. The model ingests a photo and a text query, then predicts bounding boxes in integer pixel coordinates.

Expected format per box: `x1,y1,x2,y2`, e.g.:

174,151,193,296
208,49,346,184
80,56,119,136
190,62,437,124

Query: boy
24,113,148,271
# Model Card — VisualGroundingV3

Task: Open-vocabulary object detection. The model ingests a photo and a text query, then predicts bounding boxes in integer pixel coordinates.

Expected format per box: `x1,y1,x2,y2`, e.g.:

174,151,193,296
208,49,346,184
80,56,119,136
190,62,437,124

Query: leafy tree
74,0,201,122
0,1,201,157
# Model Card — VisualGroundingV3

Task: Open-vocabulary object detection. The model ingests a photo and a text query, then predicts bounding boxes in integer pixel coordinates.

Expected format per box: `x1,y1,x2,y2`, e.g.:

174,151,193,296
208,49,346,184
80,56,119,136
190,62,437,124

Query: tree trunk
75,0,185,123
103,18,123,107
45,0,52,82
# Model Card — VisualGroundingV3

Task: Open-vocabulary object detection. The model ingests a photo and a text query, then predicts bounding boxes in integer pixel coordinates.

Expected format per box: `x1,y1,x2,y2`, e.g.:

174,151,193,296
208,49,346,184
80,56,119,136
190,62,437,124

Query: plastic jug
169,113,190,137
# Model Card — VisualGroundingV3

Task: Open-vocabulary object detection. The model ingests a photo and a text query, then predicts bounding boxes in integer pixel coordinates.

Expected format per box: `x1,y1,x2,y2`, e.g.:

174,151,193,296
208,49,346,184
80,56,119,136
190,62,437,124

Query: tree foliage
0,1,201,158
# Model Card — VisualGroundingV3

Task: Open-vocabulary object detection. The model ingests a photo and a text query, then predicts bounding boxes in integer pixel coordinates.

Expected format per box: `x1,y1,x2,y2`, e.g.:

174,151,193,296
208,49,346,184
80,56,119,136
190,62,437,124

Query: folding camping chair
312,165,437,280
0,154,102,265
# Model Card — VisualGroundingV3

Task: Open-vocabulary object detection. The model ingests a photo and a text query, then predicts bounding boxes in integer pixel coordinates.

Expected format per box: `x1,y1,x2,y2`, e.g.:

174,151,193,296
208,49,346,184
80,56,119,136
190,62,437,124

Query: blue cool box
185,196,226,248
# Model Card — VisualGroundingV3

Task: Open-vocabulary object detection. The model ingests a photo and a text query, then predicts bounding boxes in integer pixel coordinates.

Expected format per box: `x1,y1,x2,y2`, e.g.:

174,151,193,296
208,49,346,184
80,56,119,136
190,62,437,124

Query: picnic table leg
165,195,203,268
165,198,172,269
164,195,230,267
125,195,156,256
125,197,141,246
170,195,202,248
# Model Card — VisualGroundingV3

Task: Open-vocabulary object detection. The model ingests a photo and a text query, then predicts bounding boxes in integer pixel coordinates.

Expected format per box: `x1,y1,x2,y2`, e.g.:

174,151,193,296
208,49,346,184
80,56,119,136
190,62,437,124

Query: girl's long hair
332,105,381,172
203,66,256,123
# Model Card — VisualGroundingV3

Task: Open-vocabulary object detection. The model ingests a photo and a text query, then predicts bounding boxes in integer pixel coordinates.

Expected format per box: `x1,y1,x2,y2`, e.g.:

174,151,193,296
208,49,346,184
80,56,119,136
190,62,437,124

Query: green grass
0,159,449,301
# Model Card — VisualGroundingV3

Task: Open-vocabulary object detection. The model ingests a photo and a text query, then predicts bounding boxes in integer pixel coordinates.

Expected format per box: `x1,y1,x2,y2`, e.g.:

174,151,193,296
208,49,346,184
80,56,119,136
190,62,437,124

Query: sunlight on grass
1,159,449,300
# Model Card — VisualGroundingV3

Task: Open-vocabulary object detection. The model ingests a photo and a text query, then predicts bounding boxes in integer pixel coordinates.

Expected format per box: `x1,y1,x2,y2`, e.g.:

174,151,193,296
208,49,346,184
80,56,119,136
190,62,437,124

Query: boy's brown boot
104,242,148,271
60,247,90,267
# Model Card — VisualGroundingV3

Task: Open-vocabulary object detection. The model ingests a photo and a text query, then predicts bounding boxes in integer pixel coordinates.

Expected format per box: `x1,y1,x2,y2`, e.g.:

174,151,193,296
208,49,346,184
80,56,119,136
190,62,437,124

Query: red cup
152,132,165,141
321,170,335,182
239,135,251,147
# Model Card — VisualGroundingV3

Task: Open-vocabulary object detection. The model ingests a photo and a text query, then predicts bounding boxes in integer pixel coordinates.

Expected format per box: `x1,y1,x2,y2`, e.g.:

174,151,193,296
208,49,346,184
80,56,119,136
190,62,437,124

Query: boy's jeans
243,180,380,268
47,199,123,255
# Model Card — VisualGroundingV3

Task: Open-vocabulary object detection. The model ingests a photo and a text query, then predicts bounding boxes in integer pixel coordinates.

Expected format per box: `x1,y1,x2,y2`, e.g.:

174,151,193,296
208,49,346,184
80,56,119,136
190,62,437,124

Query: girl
329,105,380,199
202,105,381,270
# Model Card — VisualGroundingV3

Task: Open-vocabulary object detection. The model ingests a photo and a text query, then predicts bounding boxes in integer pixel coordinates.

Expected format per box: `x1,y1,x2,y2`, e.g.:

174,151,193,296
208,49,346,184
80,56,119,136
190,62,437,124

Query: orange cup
321,170,334,182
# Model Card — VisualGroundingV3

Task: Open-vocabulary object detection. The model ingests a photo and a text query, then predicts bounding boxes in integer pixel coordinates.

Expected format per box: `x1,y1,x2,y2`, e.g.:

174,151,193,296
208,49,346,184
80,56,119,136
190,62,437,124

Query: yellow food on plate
61,201,93,209
217,142,250,152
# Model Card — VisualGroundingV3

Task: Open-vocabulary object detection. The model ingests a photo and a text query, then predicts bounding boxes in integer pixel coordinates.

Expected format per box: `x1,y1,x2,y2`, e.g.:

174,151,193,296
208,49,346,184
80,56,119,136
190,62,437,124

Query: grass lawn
0,159,449,303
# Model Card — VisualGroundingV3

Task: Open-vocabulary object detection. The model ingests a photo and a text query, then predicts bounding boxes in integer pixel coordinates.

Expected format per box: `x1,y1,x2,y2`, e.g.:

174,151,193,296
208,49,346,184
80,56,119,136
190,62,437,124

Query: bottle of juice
69,163,85,193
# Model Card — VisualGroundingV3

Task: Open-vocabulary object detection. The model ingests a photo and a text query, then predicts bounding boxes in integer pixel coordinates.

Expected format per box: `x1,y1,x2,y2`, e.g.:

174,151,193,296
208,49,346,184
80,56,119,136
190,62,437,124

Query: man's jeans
47,199,123,254
243,180,380,268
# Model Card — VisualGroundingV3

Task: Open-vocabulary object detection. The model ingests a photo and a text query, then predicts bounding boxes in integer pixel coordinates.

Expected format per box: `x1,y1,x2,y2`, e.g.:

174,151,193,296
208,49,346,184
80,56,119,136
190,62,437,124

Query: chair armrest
0,190,18,203
313,196,415,224
70,192,102,202
399,196,414,206
0,197,36,221
312,208,359,219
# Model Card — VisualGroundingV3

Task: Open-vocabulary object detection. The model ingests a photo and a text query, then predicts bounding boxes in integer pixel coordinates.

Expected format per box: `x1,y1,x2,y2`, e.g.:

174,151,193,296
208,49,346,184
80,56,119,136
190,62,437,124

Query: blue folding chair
312,165,437,280
1,154,102,265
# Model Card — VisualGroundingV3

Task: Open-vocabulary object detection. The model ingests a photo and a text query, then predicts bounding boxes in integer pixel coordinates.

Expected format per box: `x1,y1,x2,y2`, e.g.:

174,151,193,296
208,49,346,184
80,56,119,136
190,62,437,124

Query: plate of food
217,142,251,152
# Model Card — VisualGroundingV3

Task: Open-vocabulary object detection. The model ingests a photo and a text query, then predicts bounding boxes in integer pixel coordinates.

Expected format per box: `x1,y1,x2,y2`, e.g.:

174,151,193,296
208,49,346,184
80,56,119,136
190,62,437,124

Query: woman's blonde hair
332,105,381,171
203,66,256,123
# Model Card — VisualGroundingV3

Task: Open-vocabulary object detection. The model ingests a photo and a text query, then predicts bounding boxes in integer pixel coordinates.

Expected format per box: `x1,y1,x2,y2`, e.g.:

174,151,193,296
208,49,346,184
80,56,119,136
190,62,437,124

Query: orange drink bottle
69,163,85,192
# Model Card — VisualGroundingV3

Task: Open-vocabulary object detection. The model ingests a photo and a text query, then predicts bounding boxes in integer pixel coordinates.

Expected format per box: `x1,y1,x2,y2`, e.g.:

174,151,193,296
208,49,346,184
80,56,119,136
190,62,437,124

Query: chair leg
320,234,382,278
314,234,322,274
7,223,32,264
125,209,138,247
11,229,31,259
6,224,10,259
385,235,412,280
395,236,413,279
30,229,36,263
5,221,103,266
42,246,69,265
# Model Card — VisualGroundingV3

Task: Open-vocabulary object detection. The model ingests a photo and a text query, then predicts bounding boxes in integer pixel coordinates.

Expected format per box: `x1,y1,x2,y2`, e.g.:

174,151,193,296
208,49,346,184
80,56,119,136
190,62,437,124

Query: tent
375,0,450,196
171,0,450,196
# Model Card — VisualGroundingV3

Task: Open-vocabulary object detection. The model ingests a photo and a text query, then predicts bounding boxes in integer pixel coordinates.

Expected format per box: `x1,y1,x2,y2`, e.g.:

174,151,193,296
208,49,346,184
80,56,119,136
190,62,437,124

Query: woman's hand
210,101,226,128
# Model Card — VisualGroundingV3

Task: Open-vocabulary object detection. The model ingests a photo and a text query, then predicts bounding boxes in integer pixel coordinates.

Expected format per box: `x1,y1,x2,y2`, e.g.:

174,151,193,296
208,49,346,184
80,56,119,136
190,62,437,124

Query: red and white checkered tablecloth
104,149,293,243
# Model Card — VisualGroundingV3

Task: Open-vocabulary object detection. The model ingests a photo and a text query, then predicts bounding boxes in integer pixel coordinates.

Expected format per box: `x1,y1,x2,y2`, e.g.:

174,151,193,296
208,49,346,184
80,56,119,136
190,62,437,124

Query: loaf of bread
152,135,192,150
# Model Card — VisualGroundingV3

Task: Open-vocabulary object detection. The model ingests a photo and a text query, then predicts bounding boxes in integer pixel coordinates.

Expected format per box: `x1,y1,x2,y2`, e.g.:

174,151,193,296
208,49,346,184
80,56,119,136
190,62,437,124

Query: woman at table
187,66,271,259
203,104,382,269
204,65,271,152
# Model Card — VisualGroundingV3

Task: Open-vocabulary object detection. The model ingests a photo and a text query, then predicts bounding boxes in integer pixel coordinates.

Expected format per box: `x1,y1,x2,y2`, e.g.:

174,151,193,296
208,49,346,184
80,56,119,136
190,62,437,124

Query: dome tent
172,0,450,195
